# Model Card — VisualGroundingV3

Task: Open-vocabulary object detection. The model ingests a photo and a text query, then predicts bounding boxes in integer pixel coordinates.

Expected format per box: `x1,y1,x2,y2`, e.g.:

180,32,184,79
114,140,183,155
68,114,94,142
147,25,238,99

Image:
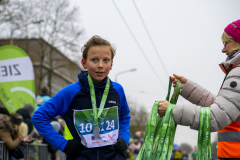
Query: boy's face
81,46,113,83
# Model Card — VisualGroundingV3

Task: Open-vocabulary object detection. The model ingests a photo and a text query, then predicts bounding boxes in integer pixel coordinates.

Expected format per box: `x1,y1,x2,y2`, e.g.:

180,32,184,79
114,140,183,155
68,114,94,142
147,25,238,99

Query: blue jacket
32,71,131,159
36,94,50,109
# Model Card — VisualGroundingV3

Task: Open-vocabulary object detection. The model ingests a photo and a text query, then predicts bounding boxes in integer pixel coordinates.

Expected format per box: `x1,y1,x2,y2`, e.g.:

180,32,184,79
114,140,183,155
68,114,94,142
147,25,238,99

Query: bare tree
128,98,149,137
0,0,84,94
0,0,20,25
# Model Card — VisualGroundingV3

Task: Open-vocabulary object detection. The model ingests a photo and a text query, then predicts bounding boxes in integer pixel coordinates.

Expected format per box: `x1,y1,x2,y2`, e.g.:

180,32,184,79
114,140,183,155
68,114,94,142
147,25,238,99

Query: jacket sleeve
173,67,240,132
180,79,217,106
32,83,80,151
0,130,22,150
118,86,131,145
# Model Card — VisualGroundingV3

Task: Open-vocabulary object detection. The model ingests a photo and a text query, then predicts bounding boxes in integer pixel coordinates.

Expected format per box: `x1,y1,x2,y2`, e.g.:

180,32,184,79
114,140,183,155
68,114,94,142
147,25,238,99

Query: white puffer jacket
173,53,240,132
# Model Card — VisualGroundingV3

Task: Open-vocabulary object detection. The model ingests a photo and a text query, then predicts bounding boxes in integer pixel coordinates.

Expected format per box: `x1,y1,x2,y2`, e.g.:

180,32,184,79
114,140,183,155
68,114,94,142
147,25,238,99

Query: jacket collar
78,71,112,93
219,53,240,74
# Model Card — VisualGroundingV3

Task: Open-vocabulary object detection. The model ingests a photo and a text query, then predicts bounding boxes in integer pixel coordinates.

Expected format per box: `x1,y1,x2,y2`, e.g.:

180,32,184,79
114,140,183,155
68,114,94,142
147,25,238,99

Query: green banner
0,45,36,113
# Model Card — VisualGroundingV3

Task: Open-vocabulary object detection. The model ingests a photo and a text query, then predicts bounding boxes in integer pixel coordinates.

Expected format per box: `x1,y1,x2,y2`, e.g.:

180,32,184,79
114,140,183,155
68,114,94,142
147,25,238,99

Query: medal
88,74,110,138
93,126,100,138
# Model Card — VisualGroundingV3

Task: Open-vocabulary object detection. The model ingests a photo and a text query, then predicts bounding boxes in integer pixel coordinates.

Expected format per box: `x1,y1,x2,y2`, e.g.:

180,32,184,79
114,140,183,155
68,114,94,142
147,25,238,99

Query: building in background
0,38,81,105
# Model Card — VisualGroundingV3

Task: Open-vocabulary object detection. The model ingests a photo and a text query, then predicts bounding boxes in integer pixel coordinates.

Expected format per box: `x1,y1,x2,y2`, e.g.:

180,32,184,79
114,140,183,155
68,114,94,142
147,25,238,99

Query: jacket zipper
218,64,233,93
222,63,227,73
97,148,99,160
99,91,102,102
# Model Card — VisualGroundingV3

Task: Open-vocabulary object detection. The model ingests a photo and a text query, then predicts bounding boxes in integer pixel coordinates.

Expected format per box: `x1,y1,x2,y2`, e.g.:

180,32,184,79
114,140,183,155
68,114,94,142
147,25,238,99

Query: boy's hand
63,140,84,158
170,74,187,89
113,138,127,154
156,100,170,116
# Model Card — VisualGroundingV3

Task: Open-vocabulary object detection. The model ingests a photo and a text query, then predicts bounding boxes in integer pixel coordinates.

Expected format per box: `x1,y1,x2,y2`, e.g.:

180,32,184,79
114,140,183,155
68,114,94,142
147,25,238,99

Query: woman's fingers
155,100,166,103
157,100,170,116
172,73,188,89
158,112,165,116
170,76,179,87
173,74,187,83
173,74,182,79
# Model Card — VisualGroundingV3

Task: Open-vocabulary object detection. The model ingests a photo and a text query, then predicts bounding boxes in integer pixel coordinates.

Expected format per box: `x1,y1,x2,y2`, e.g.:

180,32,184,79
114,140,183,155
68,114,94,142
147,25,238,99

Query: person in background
157,19,240,159
191,146,198,160
174,149,182,160
16,103,34,135
181,150,188,160
0,113,24,150
128,138,141,155
36,86,51,109
0,105,10,116
57,117,65,136
0,105,28,140
171,148,176,160
42,121,62,160
126,138,134,159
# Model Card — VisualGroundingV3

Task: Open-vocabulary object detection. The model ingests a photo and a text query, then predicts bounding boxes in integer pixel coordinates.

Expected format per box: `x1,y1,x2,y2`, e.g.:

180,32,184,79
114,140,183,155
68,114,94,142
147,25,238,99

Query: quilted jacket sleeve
180,79,217,106
173,67,240,132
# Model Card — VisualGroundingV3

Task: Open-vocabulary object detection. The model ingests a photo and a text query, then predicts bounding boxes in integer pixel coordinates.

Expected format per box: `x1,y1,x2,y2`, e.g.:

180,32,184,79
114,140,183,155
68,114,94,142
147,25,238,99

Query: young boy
32,36,131,160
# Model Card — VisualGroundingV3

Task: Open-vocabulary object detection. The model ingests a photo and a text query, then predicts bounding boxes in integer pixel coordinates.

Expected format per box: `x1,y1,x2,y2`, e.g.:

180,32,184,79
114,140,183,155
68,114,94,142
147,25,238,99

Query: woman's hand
156,100,170,116
170,74,188,89
23,134,35,142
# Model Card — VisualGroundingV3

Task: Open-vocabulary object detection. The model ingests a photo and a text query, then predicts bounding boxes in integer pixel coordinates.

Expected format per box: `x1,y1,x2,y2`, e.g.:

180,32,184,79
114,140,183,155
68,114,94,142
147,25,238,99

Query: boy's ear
81,59,87,69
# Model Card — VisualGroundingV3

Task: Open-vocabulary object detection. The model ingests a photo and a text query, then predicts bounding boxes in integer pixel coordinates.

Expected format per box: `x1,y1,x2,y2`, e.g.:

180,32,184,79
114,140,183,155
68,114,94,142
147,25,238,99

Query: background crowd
0,101,200,160
0,86,66,160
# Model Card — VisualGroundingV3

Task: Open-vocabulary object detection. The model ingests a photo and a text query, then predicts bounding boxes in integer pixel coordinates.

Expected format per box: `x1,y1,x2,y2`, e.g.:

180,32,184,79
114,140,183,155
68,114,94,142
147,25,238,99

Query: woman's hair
222,24,240,52
18,122,28,138
81,35,116,60
9,113,23,139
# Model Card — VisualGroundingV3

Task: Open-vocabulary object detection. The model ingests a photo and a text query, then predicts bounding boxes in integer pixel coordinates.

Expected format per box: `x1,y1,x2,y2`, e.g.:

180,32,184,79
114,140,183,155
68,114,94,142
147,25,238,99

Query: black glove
113,138,127,154
63,140,84,158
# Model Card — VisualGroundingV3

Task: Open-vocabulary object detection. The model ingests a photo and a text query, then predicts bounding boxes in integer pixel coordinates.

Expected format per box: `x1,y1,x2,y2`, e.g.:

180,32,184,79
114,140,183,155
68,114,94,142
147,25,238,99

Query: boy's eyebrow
89,56,111,58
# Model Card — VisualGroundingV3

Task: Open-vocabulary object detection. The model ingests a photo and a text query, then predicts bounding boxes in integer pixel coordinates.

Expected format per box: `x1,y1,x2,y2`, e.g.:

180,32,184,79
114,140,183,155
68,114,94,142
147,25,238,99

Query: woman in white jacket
158,19,240,159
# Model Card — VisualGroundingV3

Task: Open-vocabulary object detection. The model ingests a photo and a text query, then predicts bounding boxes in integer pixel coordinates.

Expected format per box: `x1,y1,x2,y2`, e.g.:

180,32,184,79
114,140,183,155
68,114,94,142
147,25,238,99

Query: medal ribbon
196,107,211,160
88,74,110,127
137,78,181,160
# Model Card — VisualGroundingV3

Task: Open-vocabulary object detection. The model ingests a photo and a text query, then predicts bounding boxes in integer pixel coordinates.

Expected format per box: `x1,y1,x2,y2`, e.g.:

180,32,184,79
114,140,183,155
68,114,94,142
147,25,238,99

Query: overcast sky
72,0,240,148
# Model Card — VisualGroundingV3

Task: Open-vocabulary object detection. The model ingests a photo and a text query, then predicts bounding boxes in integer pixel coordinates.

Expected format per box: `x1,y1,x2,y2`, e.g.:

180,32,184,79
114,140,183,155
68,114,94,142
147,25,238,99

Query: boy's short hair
81,35,116,59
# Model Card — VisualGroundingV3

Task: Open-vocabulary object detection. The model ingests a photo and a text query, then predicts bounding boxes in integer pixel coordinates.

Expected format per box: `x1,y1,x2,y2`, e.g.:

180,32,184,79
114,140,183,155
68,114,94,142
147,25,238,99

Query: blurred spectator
58,117,65,136
0,113,23,150
171,148,176,160
36,86,50,109
192,146,198,160
126,148,134,159
128,138,134,145
16,103,34,135
19,122,28,139
128,138,141,154
42,121,62,160
24,129,42,143
174,149,182,160
182,150,188,160
134,131,144,141
0,105,10,116
126,138,134,159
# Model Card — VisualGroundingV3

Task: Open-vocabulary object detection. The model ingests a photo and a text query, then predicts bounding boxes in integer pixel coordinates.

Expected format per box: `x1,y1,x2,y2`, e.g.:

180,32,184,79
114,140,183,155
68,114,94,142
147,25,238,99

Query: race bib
74,106,119,148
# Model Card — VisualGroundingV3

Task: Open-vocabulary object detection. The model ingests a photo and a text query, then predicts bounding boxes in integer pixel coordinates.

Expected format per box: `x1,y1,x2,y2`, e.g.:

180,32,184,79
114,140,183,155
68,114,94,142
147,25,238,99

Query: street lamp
115,68,137,82
10,20,44,45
